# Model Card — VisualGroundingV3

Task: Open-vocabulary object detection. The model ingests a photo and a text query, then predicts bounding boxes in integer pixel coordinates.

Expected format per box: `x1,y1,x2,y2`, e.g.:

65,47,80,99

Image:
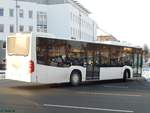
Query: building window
19,25,24,32
29,26,33,32
0,24,4,32
19,9,24,18
29,10,33,19
37,12,47,32
10,25,14,33
9,9,14,17
0,8,4,16
3,41,6,49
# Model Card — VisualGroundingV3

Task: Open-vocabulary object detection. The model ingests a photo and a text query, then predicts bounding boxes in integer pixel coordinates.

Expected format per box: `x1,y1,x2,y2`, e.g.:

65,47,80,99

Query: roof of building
97,35,119,42
16,0,91,14
70,0,91,14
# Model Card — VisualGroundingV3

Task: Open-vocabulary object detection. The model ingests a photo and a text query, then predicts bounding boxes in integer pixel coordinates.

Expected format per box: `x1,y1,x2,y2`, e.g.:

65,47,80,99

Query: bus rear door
86,46,100,80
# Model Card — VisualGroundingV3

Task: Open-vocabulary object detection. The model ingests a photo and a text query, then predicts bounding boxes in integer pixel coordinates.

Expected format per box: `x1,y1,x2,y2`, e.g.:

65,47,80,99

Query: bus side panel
69,66,87,82
100,67,123,80
30,34,70,84
35,65,70,84
33,65,86,84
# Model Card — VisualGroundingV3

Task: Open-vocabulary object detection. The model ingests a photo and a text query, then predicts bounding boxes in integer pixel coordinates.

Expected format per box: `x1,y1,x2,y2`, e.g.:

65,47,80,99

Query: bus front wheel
123,70,130,82
70,71,81,86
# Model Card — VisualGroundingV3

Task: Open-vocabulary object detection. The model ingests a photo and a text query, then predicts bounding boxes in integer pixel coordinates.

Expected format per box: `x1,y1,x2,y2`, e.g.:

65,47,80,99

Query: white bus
6,33,143,85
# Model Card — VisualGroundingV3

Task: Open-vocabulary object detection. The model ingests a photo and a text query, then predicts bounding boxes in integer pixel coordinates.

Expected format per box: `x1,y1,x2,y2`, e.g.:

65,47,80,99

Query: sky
79,0,150,47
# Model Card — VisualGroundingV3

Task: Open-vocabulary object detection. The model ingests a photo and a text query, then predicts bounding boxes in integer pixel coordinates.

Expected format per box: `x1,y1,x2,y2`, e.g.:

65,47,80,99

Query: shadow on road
10,79,135,90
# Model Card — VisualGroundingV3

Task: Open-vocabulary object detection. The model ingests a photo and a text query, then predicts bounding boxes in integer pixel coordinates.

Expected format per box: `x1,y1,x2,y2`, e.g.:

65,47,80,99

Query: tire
70,71,81,86
123,70,129,82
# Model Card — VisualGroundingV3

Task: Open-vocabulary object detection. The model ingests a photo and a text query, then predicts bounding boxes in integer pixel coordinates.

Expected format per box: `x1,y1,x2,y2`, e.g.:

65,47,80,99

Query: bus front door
133,53,142,77
86,50,100,80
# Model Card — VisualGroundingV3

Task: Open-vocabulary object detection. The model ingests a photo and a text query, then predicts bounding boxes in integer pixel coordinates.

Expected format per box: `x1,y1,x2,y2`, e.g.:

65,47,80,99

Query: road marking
43,104,134,113
103,85,129,89
78,92,142,97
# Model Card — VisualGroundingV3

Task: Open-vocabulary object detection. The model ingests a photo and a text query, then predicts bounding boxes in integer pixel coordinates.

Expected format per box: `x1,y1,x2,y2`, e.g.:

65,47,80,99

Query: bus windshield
7,36,30,56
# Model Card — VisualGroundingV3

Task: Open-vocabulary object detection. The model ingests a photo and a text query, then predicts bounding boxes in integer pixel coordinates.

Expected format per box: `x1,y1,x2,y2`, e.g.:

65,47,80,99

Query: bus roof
35,32,142,49
7,32,142,49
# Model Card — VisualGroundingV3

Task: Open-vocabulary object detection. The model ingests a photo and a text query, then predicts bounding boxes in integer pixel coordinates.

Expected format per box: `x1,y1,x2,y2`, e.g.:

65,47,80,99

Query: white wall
69,4,97,41
0,0,15,40
47,4,71,39
47,3,97,41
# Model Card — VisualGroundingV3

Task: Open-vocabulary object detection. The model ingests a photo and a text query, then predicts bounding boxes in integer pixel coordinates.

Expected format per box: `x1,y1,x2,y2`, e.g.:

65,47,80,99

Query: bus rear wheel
70,71,81,86
123,70,130,82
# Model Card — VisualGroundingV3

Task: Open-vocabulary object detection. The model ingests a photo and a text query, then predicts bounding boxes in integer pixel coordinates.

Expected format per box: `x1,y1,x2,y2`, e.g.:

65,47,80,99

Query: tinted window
19,25,24,32
0,24,4,32
0,8,4,16
9,9,14,17
19,9,24,18
36,37,87,67
10,25,14,33
3,41,6,49
67,41,87,66
29,10,33,18
29,26,33,32
122,47,133,66
100,45,110,66
110,46,123,66
36,37,67,66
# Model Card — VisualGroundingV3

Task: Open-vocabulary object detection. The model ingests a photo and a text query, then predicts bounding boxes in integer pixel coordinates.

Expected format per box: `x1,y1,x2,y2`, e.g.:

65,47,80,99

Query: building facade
0,0,97,69
0,0,97,41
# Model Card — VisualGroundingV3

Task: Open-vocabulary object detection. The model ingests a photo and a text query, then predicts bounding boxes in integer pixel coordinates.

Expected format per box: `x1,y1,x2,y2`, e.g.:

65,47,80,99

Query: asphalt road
0,78,150,113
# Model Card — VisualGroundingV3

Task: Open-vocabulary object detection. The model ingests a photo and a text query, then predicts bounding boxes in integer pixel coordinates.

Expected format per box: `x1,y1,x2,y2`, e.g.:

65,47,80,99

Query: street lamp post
16,0,18,32
79,14,81,40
